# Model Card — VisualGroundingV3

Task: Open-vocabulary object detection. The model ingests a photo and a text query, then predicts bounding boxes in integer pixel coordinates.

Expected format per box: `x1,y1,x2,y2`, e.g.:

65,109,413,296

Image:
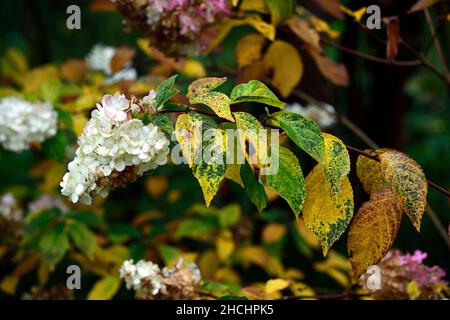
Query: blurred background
0,0,448,299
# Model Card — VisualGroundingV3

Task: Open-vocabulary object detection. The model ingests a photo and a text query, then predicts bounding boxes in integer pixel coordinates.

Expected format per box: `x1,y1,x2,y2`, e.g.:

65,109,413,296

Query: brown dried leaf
383,17,400,62
314,0,344,19
408,0,440,13
110,46,136,73
288,16,321,52
61,59,87,82
309,49,349,86
348,189,402,279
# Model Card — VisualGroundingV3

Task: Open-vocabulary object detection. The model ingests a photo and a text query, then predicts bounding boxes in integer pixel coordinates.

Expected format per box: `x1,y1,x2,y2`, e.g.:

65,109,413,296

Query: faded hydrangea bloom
28,194,68,214
119,258,202,300
360,250,448,299
116,0,230,56
60,92,170,205
85,44,137,84
285,102,337,129
0,193,23,221
0,97,58,152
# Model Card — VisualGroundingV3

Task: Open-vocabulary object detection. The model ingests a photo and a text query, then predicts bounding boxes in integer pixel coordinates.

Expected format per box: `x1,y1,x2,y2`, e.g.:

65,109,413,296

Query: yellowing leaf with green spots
175,112,226,206
190,91,234,122
323,133,351,201
273,111,324,163
265,146,306,217
379,149,427,231
230,80,285,108
356,150,388,195
302,164,354,256
87,275,121,300
187,77,227,97
263,40,303,97
233,112,270,170
348,189,402,279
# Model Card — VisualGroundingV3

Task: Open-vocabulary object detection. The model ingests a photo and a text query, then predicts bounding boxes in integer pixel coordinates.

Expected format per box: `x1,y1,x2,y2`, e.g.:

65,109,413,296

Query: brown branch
320,38,421,67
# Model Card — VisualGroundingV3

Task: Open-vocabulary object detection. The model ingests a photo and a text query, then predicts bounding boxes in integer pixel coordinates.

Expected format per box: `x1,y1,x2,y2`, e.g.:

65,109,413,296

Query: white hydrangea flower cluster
119,259,165,296
0,193,23,221
85,44,137,85
60,92,170,205
285,102,337,129
119,258,202,300
0,97,58,152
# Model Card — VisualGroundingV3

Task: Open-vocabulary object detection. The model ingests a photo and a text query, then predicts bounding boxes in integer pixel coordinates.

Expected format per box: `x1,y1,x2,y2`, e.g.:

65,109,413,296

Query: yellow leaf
225,164,244,187
0,254,40,295
23,65,59,92
340,5,367,22
190,91,234,122
236,33,266,69
37,260,50,287
294,218,320,249
1,47,28,85
356,150,388,195
199,250,219,279
348,189,402,279
72,113,88,136
302,164,354,256
407,280,421,300
263,40,303,97
313,251,352,287
145,176,169,197
240,0,269,13
265,279,289,294
245,15,276,40
87,275,121,300
309,16,340,39
262,223,286,243
216,229,235,262
182,59,206,78
379,149,427,231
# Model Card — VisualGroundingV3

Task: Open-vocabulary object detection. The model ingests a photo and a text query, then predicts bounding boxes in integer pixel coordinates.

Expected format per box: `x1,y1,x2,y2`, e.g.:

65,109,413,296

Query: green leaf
39,79,62,104
187,77,227,97
266,0,295,25
240,162,267,212
175,112,226,206
87,276,121,300
175,219,216,239
158,245,182,267
56,107,73,130
42,131,67,162
190,91,234,122
26,210,55,232
218,204,241,228
265,147,306,217
38,223,69,268
148,113,174,134
156,75,179,108
230,80,285,108
68,221,97,259
65,211,104,227
273,111,324,163
106,224,141,244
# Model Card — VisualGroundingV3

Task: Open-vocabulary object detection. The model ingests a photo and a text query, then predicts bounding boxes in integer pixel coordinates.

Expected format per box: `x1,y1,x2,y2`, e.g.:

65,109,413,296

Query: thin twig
320,38,421,67
424,8,450,82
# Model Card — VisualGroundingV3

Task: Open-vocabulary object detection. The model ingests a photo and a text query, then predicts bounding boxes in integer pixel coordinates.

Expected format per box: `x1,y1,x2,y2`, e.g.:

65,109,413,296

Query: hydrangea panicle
0,97,58,152
60,91,170,205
